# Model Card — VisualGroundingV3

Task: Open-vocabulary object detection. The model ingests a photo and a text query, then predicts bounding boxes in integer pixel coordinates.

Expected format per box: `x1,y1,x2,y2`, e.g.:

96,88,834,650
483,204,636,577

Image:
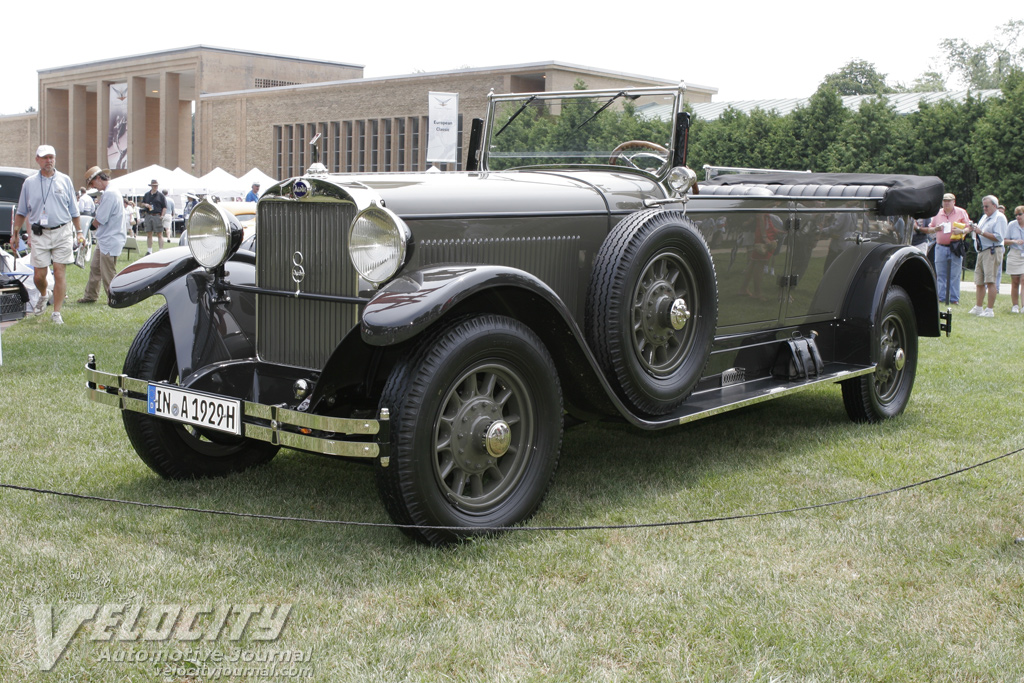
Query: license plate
147,384,242,435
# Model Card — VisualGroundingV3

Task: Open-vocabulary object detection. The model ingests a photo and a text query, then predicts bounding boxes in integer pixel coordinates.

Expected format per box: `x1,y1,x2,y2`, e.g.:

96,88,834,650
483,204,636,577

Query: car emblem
291,251,305,295
293,179,312,199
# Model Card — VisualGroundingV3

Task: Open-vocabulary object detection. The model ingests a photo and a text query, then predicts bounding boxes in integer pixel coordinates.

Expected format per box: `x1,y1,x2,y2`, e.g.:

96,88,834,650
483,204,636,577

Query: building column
42,87,69,165
69,84,88,183
128,76,147,170
97,81,111,170
160,71,180,169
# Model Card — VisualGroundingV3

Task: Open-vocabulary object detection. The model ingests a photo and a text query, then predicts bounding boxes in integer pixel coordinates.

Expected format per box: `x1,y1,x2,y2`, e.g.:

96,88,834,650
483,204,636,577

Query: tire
122,305,279,478
375,315,563,545
586,210,718,415
841,285,918,423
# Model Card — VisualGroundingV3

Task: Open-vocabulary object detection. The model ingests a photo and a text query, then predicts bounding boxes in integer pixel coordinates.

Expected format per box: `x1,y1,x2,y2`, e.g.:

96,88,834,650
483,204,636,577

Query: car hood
335,170,665,218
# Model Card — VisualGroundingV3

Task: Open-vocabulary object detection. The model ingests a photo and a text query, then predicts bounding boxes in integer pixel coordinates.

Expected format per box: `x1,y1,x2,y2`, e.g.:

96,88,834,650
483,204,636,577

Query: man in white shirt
9,144,83,324
78,166,126,303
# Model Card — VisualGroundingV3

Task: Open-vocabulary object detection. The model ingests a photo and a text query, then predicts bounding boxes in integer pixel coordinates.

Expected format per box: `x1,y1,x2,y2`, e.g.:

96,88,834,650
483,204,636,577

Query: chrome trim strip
86,363,381,459
677,366,875,425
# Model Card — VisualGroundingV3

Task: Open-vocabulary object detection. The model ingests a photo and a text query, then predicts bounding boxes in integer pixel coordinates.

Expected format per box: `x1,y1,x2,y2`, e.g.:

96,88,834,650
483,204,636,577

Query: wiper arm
493,95,537,138
574,91,629,131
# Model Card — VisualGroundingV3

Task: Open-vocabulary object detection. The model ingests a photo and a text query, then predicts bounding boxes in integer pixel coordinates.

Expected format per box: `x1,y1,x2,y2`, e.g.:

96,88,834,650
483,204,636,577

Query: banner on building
107,83,128,169
426,92,459,164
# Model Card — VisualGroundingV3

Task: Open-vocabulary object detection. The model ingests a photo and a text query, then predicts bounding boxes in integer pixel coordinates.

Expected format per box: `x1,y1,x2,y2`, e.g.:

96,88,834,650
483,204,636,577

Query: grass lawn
1,261,1023,682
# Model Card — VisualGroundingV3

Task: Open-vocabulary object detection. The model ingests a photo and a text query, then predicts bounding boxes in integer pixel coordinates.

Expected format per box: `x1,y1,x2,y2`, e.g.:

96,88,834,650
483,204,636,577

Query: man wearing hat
245,183,260,203
9,144,83,324
925,192,972,305
140,178,167,254
78,166,126,304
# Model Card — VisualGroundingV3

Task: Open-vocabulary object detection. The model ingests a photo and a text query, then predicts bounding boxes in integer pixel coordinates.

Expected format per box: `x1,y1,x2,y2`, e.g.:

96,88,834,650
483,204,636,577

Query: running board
629,363,874,429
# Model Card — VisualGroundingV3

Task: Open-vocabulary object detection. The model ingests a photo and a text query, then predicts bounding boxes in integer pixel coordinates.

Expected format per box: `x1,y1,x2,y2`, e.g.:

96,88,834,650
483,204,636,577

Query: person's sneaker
146,249,153,255
968,305,983,315
981,308,995,317
77,297,96,304
32,296,47,315
51,311,64,325
1013,305,1020,314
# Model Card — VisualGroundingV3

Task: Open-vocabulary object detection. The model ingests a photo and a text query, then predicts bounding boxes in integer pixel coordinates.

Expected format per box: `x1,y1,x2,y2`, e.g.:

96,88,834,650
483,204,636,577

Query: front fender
108,247,197,308
361,265,567,346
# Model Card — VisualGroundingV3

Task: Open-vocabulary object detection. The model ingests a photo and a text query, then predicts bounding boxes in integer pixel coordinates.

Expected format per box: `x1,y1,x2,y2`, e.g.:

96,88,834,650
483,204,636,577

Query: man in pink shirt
926,192,972,305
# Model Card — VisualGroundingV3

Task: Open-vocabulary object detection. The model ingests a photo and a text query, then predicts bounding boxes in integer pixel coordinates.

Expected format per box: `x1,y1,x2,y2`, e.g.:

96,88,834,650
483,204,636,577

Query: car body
86,85,948,544
0,166,35,248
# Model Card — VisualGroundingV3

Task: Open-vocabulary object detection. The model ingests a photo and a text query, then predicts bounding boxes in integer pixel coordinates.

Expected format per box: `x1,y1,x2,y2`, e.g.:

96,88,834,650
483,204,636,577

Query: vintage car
1,166,35,248
86,85,949,545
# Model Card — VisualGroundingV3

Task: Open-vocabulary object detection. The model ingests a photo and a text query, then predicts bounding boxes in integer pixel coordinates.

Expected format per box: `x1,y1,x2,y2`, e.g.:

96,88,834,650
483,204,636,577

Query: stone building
0,46,717,180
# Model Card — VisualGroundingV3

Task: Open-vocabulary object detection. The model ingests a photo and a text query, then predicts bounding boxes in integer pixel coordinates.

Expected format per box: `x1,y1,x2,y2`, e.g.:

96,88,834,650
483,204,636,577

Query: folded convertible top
700,172,945,218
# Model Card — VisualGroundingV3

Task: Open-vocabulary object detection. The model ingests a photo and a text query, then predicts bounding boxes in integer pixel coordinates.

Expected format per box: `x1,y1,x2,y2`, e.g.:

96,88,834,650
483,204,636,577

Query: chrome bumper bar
85,356,388,460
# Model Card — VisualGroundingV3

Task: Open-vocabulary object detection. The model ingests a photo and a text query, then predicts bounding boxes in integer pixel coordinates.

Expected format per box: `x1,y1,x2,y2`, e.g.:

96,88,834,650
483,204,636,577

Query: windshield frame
480,85,685,180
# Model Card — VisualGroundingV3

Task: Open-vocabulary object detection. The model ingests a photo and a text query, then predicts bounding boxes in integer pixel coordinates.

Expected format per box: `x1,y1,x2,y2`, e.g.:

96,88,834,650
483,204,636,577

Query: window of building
331,122,341,173
397,118,406,172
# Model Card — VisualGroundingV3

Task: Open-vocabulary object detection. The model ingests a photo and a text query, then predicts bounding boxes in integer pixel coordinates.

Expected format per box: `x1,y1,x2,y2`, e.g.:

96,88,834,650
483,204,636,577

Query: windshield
484,88,680,175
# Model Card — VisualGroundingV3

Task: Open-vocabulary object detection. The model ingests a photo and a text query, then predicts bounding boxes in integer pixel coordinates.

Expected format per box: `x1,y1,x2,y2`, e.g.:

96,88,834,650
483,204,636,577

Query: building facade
0,46,717,180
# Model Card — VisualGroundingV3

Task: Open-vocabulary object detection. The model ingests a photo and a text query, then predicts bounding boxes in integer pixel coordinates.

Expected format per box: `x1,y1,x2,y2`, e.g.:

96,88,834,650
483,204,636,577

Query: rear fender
837,245,939,365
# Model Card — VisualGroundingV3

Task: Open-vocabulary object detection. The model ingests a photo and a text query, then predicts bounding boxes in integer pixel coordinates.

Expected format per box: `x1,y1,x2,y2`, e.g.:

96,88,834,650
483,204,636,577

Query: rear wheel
842,285,918,422
376,315,563,545
122,306,278,478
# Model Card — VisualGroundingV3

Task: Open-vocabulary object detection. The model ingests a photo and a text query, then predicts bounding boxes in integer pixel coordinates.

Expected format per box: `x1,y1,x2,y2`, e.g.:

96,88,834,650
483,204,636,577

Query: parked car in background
177,201,257,246
87,85,948,545
1,167,35,249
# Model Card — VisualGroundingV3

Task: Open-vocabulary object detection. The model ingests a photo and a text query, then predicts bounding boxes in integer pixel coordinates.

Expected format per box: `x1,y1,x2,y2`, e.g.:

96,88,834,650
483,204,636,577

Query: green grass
2,263,1023,682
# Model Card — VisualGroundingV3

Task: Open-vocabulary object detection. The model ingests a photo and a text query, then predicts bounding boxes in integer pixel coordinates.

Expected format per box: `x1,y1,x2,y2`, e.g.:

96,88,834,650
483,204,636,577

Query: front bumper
85,356,389,461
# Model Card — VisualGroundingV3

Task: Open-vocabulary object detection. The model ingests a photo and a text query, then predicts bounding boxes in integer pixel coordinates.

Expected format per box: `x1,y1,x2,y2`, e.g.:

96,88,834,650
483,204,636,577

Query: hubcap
875,317,907,402
484,420,512,457
433,364,534,512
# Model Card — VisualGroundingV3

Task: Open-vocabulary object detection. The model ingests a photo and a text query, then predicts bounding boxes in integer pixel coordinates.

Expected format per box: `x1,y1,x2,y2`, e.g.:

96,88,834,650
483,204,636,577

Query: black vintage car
87,85,948,544
1,166,35,248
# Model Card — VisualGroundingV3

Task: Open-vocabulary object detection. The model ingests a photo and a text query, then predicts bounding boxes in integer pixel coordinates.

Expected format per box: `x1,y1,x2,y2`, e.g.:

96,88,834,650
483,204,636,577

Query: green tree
971,70,1024,213
821,59,897,95
909,71,947,92
789,86,849,171
939,20,1024,89
905,95,988,211
828,97,911,174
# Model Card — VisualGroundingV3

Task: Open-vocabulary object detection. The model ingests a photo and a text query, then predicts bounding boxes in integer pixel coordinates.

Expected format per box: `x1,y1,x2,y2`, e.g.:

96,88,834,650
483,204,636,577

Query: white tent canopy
238,168,278,196
108,164,183,195
198,167,245,199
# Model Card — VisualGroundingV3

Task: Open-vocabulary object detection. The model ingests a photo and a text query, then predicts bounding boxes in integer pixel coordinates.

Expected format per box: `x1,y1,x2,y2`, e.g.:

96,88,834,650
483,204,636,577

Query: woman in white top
1004,206,1024,313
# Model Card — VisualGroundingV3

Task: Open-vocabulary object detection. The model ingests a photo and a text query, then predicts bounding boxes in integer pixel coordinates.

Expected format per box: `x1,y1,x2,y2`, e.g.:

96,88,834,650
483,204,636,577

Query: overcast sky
2,0,1015,116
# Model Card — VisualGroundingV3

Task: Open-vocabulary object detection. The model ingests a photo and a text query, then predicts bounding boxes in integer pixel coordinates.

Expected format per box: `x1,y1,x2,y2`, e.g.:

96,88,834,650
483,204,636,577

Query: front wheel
841,285,918,422
121,306,279,478
376,315,563,545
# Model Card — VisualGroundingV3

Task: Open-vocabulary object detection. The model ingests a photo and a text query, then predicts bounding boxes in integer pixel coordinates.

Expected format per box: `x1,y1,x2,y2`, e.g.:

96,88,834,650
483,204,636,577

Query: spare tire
586,209,718,415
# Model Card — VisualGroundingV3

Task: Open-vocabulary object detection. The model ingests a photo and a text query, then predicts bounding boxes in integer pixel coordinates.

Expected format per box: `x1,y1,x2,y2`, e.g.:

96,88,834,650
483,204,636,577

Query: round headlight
348,205,409,284
186,200,243,268
667,166,698,196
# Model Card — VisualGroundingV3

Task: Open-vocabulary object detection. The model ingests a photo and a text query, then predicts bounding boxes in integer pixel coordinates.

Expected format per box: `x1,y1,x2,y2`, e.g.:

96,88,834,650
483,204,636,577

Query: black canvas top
701,172,945,218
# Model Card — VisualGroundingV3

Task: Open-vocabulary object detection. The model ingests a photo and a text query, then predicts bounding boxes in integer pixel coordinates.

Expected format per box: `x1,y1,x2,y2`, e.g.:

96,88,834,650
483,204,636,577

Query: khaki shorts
29,222,75,268
974,246,1005,285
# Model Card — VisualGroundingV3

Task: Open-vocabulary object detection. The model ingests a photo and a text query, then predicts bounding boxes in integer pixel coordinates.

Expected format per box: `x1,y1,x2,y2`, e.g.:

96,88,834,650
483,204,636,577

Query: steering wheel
608,140,669,170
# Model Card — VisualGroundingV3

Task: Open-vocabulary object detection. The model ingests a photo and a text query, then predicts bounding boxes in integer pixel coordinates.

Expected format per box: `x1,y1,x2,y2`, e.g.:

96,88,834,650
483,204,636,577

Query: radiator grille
256,200,359,369
417,235,580,307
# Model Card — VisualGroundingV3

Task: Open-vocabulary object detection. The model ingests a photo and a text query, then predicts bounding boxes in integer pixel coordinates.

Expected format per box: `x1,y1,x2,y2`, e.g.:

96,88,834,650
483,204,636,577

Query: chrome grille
256,200,359,369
